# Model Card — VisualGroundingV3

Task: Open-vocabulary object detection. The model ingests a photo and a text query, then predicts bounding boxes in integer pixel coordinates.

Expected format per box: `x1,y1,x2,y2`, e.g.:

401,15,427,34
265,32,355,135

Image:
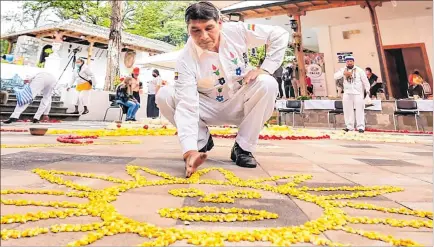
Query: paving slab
0,125,432,246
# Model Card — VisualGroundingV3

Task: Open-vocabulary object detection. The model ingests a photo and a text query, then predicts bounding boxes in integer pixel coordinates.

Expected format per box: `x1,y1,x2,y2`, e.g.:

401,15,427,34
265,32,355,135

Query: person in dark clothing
282,66,293,98
365,67,380,98
273,65,284,98
306,75,313,95
147,69,161,118
115,77,140,121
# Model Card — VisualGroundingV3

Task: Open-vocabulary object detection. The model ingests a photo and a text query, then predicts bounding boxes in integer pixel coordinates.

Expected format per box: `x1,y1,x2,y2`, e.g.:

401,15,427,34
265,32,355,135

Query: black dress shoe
32,118,40,124
358,129,365,133
82,109,89,115
3,118,18,124
199,135,214,153
343,128,349,132
230,142,258,168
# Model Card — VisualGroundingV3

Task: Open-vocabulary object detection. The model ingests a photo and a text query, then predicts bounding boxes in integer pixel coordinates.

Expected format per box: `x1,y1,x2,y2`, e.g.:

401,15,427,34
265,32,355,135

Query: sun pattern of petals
0,165,432,247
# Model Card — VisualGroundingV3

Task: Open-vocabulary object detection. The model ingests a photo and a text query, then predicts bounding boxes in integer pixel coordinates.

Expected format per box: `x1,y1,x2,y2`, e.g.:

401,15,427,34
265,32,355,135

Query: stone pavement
0,125,433,246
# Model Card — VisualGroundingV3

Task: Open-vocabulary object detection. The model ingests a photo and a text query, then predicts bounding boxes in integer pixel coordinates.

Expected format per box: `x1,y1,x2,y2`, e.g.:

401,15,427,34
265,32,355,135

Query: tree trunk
104,0,123,91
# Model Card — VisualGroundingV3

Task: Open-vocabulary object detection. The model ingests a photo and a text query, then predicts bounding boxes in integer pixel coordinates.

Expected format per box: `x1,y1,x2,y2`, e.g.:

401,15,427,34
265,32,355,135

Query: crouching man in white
156,2,289,177
334,56,370,133
4,72,56,124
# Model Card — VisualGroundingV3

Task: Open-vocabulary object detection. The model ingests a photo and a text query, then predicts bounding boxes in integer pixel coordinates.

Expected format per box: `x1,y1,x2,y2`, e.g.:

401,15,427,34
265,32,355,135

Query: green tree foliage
249,46,294,67
28,0,191,46
126,1,192,47
38,0,111,26
1,40,9,55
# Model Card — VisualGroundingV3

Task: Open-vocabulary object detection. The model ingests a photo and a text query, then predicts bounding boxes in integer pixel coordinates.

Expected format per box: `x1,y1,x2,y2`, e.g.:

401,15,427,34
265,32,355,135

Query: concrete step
0,112,80,121
6,99,64,107
0,105,69,114
7,94,61,101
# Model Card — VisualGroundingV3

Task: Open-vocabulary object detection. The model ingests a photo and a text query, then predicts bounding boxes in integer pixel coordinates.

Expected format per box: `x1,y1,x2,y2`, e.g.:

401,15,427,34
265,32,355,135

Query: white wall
40,42,151,90
52,42,174,93
316,15,433,95
63,90,155,121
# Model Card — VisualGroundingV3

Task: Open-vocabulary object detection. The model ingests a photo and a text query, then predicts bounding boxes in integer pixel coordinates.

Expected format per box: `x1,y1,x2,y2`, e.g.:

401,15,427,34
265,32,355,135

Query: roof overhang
0,20,175,54
221,0,389,19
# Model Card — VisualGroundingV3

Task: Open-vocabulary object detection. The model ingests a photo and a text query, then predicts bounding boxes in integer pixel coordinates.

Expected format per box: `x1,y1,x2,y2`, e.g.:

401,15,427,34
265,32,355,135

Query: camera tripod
52,47,81,96
57,47,81,82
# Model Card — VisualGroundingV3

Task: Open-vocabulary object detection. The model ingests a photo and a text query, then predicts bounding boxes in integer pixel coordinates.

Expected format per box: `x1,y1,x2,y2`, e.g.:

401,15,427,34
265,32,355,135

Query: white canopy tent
136,50,182,71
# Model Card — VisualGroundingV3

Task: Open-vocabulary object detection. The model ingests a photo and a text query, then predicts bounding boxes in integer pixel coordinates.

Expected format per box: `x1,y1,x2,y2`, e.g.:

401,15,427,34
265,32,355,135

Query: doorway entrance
384,43,432,99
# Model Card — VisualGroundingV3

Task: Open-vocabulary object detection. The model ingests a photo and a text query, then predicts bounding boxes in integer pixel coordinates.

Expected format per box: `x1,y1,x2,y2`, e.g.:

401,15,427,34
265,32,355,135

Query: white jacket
334,66,370,95
69,64,95,88
174,21,289,153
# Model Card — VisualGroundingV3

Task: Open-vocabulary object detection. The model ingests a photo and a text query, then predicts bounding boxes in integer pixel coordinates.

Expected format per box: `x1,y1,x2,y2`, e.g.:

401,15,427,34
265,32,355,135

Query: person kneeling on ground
3,72,56,124
115,76,140,121
156,2,289,178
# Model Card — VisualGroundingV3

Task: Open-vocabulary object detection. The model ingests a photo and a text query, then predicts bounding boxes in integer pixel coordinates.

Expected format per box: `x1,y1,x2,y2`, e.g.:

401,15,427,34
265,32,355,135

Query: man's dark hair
153,69,160,76
185,1,220,24
365,67,372,73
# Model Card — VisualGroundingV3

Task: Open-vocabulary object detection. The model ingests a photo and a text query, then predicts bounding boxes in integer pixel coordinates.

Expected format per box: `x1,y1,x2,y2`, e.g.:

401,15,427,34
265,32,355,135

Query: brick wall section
274,101,433,131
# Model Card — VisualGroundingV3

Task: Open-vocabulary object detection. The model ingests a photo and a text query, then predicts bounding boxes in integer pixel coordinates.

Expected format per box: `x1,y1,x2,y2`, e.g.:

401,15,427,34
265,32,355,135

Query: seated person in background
365,67,380,98
408,70,424,98
115,77,140,121
0,90,8,105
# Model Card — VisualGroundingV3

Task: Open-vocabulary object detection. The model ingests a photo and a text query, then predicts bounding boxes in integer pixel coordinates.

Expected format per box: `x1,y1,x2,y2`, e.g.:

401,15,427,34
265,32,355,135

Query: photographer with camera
67,57,95,115
334,56,370,133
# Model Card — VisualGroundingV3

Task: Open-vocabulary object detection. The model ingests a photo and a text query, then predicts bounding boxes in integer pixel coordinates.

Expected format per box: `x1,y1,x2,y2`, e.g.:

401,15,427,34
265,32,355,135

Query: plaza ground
0,122,432,246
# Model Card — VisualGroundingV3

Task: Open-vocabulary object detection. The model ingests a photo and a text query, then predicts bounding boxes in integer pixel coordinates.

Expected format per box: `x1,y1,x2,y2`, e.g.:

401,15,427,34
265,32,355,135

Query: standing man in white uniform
334,56,370,133
67,58,95,115
3,71,56,124
156,2,289,177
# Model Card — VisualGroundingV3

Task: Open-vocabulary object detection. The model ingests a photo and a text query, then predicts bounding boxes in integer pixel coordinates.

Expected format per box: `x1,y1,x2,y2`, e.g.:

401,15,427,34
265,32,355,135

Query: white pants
342,93,365,130
73,89,90,107
11,72,56,120
156,74,278,153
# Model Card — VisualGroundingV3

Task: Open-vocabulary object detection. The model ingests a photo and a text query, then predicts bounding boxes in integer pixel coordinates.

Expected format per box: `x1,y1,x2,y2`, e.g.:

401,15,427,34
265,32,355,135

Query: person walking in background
273,65,284,99
147,69,161,118
334,56,370,133
365,67,380,98
115,77,140,121
67,58,95,115
3,72,56,124
131,67,141,103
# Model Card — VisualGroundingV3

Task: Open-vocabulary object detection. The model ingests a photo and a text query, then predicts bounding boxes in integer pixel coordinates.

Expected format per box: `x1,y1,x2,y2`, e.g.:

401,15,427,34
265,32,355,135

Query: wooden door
402,47,432,88
385,49,403,98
